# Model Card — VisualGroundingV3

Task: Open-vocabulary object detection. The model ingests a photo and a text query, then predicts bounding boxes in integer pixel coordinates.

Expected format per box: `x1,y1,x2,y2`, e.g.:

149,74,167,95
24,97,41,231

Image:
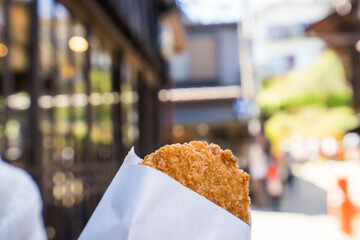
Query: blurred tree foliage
256,50,358,155
257,50,353,115
265,106,358,154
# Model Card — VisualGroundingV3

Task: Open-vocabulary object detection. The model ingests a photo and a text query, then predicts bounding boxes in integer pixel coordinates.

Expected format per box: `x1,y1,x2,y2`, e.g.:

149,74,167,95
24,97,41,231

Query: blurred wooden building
307,0,360,111
160,19,255,169
0,0,183,238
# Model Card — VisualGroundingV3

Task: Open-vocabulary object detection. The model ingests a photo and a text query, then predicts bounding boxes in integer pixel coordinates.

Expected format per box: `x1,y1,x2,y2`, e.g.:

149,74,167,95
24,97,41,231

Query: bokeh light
68,36,89,53
0,43,8,57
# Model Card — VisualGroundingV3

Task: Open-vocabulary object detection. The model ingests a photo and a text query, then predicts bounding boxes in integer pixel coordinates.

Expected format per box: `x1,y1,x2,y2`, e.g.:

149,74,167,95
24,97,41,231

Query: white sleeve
0,160,47,240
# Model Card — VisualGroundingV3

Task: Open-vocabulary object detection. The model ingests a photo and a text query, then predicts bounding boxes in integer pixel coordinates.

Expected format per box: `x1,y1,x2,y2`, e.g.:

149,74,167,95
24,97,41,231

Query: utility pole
238,0,255,101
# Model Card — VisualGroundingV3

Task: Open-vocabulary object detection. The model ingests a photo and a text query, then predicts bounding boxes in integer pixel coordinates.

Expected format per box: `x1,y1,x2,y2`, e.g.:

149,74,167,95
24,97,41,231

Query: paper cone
79,148,251,240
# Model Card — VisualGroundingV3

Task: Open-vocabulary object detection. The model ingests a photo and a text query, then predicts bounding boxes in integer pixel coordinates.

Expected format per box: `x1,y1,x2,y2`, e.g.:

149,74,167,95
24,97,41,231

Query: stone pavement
250,210,352,240
249,161,360,239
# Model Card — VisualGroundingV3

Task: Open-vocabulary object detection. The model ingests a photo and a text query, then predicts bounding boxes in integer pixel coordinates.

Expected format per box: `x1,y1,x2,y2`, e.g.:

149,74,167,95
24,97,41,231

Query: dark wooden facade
0,0,172,238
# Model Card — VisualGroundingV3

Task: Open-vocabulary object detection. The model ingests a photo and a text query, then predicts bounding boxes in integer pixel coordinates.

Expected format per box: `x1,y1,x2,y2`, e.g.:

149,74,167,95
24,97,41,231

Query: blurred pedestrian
0,157,47,240
281,151,294,189
266,162,284,210
248,137,267,207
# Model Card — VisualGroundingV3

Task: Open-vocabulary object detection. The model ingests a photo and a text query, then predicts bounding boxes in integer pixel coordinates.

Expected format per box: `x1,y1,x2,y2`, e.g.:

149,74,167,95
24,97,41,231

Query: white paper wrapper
79,148,251,240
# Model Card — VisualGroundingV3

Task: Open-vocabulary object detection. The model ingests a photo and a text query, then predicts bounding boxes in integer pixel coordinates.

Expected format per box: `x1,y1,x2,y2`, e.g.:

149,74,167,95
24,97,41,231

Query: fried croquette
139,141,251,225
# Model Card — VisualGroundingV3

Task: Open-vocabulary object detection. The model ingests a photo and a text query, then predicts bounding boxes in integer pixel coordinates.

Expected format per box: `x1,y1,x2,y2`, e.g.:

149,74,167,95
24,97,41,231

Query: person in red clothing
266,161,284,210
337,178,357,236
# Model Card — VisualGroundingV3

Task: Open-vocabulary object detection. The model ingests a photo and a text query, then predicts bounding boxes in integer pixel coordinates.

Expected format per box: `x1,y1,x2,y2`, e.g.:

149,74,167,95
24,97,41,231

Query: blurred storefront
161,20,257,169
0,0,181,238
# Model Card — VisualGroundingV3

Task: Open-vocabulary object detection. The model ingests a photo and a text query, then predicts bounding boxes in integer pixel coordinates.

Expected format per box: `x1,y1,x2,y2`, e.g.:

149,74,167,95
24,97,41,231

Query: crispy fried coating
139,141,251,225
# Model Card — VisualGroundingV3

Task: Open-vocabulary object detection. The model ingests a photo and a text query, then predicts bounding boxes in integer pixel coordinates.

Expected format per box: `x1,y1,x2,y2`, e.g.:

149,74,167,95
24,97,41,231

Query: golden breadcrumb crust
139,141,251,225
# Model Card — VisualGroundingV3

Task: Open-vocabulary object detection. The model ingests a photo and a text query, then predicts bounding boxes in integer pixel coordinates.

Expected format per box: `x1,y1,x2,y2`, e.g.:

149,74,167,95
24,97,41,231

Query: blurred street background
1,0,360,239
